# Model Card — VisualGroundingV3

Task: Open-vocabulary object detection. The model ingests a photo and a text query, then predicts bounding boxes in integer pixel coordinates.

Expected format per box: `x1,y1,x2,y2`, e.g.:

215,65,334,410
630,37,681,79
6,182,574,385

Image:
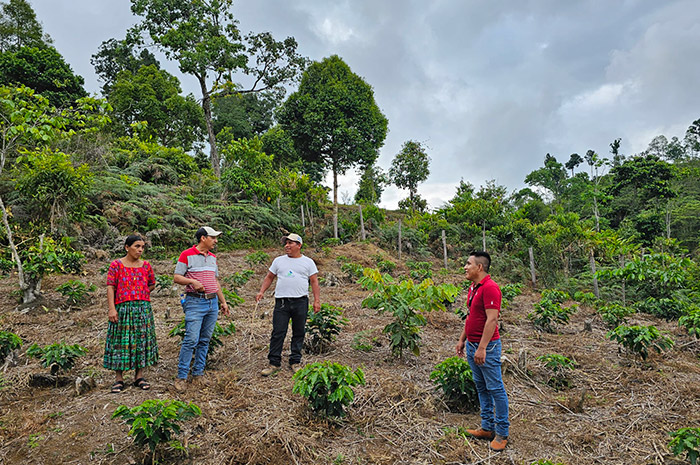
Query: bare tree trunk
619,254,626,306
301,204,305,227
482,221,486,251
198,76,220,177
333,164,339,239
589,250,600,299
0,194,29,297
359,205,365,241
665,200,671,239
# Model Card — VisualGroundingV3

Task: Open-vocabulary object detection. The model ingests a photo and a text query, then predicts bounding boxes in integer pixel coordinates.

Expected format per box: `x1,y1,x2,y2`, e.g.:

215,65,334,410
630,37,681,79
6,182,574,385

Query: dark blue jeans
466,339,510,437
177,294,219,379
268,296,308,366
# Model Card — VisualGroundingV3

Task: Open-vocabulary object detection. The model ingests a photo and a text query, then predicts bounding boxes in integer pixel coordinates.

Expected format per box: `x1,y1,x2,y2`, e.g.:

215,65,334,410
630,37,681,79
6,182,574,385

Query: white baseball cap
281,233,303,244
202,226,222,237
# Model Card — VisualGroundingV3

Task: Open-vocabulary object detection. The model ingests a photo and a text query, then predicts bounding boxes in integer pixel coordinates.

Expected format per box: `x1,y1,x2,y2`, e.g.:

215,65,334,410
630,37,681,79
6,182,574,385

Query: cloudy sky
29,0,700,209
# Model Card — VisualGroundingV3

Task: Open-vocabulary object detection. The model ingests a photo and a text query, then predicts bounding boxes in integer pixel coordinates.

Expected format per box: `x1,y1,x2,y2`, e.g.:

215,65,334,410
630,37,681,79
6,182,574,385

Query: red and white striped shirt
174,245,220,294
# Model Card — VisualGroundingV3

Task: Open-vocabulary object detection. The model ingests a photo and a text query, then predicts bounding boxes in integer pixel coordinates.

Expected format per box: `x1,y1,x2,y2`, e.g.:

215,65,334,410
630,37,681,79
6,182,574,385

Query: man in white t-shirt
255,233,320,376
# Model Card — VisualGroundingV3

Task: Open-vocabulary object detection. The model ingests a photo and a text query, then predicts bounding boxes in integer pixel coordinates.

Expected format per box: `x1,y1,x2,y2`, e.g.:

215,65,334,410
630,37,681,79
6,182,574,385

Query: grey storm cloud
29,0,700,209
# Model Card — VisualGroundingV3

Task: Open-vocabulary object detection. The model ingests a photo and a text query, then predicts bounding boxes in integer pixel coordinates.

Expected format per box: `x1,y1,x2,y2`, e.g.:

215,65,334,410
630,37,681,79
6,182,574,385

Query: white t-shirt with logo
270,254,318,298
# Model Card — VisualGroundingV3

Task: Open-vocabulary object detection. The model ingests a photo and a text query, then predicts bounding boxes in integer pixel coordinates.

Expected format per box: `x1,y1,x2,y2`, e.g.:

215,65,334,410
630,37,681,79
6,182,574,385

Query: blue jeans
466,339,510,437
177,295,219,379
268,297,308,366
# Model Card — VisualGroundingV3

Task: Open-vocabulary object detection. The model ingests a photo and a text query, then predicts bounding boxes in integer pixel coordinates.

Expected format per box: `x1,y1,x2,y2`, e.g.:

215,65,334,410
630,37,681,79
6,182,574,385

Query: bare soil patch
1,244,698,464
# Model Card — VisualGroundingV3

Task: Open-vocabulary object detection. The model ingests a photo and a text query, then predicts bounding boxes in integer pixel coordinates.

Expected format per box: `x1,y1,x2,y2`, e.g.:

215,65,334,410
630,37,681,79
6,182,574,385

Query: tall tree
684,118,700,158
129,0,307,176
524,153,567,207
278,55,388,238
565,153,583,177
355,163,389,205
0,46,87,107
212,92,277,140
91,38,159,94
389,140,430,213
108,64,205,151
609,137,624,167
0,0,51,52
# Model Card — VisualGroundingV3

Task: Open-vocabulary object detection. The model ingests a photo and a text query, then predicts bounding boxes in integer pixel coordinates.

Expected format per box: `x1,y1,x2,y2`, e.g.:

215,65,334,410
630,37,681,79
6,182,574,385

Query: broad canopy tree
0,0,51,52
278,55,388,239
389,140,430,213
91,37,159,94
128,0,307,177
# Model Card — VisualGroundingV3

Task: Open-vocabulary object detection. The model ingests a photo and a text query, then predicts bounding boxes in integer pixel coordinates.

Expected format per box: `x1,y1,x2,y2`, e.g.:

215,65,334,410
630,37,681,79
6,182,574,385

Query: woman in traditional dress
104,235,158,392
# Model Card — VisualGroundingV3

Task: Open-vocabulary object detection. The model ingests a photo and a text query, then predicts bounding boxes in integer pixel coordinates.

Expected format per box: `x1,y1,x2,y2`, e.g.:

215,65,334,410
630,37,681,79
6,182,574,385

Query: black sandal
134,378,151,390
111,380,125,393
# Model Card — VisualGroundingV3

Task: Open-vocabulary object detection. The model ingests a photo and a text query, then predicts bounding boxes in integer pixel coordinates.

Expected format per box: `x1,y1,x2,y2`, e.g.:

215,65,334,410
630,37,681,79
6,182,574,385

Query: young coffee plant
221,288,244,309
340,261,365,282
634,296,685,321
597,303,635,329
574,291,599,307
530,460,566,465
429,356,479,412
112,399,201,462
679,305,700,338
154,274,173,294
26,342,87,374
528,290,577,333
606,325,674,361
351,330,382,352
536,353,576,390
55,280,96,307
244,251,269,266
501,282,524,309
668,427,700,465
169,320,236,357
223,269,255,290
360,268,458,357
304,303,348,354
0,330,22,363
406,260,433,281
292,361,365,417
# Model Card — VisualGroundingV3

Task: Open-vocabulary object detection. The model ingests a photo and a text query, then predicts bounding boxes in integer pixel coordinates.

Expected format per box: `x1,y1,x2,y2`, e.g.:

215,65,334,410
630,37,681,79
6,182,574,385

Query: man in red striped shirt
173,226,229,392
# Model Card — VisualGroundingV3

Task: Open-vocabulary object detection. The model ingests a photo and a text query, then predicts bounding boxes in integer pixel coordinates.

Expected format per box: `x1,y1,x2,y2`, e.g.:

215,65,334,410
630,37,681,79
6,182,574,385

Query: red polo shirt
464,275,502,343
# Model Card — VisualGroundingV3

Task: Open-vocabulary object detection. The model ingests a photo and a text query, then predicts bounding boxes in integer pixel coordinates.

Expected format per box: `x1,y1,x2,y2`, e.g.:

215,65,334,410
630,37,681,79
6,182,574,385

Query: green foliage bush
406,260,433,281
26,342,87,374
360,269,459,357
536,353,576,390
679,306,700,338
305,304,348,354
597,303,635,329
351,330,381,352
529,290,577,333
340,262,365,282
292,361,365,417
530,460,566,465
429,356,479,412
0,331,22,363
154,274,173,293
573,291,598,307
668,427,700,465
501,282,524,309
223,270,255,290
55,280,96,306
633,296,685,321
169,320,236,357
244,251,270,266
606,325,674,360
112,399,201,459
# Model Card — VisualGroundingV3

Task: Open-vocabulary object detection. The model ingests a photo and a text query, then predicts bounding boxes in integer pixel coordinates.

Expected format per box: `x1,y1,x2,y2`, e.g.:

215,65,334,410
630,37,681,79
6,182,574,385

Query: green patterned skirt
103,300,159,371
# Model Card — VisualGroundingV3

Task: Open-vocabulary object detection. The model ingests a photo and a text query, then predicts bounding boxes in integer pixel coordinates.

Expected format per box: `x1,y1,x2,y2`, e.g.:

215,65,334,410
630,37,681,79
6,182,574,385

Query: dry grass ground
0,242,698,464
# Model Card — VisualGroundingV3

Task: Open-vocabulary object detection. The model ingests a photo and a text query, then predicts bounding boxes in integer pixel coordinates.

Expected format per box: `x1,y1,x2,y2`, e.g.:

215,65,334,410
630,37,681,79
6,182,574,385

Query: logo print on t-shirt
286,270,294,277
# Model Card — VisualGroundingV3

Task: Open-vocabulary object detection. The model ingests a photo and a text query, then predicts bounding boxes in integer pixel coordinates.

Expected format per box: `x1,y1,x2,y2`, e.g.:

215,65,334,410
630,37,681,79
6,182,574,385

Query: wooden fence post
590,250,600,299
359,205,366,241
528,247,536,287
442,230,448,268
301,204,305,228
398,219,402,260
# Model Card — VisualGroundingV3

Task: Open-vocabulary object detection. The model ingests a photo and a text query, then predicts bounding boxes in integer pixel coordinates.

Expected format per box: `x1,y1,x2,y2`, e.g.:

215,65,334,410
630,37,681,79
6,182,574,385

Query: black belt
186,292,217,299
276,296,307,301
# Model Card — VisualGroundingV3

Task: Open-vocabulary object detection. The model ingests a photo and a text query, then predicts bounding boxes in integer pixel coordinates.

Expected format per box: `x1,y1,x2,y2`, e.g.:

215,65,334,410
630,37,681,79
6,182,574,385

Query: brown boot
173,378,187,393
489,434,508,451
466,427,495,440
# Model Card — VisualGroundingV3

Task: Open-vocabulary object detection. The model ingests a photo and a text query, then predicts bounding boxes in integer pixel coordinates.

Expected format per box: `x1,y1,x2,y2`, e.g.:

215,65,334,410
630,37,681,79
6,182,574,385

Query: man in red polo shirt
455,250,510,451
173,226,229,392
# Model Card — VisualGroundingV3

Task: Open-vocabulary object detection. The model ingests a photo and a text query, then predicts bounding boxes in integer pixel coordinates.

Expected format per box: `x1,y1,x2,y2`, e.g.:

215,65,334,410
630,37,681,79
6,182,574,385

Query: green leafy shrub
529,290,577,333
429,356,479,412
221,288,245,309
633,297,685,321
597,303,635,329
26,342,87,374
55,280,96,306
351,330,381,352
292,361,365,417
154,274,173,293
679,306,700,338
606,325,674,360
530,460,566,465
244,251,269,266
574,291,598,307
360,269,458,357
223,269,255,290
501,282,524,308
169,320,236,357
340,262,365,282
536,353,576,390
0,331,22,363
668,427,700,465
112,399,201,461
321,237,342,247
305,304,348,354
406,260,433,280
